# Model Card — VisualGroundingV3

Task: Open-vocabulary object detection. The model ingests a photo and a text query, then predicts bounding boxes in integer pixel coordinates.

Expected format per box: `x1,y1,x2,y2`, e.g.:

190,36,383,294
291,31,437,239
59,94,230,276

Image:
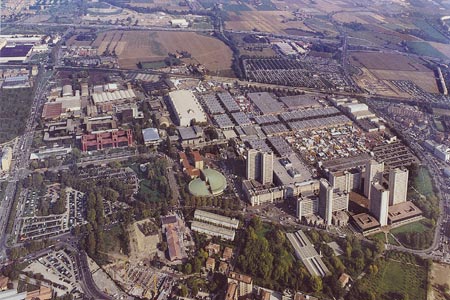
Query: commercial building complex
364,160,384,199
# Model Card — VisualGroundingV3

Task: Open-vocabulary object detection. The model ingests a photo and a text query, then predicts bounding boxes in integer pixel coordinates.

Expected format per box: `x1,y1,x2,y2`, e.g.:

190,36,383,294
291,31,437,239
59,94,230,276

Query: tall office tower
388,168,409,206
261,152,274,184
319,179,333,226
364,160,384,199
369,182,389,226
329,169,362,193
246,149,274,185
246,149,260,182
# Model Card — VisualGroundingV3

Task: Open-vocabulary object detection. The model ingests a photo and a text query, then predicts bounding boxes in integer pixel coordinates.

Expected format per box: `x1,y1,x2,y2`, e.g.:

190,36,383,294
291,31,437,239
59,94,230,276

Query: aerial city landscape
1,0,450,299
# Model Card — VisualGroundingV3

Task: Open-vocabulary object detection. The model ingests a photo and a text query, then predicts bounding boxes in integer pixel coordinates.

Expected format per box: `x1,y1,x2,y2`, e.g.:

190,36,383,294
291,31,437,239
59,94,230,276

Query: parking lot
24,249,83,297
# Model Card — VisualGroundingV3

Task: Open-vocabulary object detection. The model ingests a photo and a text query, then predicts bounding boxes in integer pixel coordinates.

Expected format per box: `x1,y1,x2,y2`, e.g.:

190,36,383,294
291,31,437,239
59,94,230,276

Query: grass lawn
360,255,427,300
387,234,400,246
391,219,431,235
368,232,386,243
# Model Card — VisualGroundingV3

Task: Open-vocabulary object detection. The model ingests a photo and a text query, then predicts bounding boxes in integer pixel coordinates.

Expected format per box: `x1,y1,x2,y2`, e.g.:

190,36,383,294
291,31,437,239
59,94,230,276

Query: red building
81,129,133,152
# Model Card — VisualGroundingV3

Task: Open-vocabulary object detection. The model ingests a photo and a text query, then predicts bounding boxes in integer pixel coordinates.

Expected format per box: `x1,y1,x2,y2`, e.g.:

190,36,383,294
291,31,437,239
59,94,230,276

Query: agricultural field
350,52,439,94
91,30,233,73
128,0,190,11
406,41,449,60
225,11,314,35
429,262,450,300
332,11,386,24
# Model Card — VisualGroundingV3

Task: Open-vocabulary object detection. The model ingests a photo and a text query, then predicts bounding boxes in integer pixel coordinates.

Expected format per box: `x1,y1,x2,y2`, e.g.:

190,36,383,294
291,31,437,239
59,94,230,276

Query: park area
358,251,428,300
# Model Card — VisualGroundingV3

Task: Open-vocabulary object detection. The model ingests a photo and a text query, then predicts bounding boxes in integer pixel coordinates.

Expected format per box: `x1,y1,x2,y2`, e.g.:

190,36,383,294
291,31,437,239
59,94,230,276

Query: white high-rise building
388,168,409,206
319,179,334,226
246,149,273,185
370,182,389,226
364,160,384,199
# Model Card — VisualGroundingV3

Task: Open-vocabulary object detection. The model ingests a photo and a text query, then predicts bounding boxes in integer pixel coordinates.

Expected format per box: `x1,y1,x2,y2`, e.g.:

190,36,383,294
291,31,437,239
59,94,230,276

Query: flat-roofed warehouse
194,209,239,229
248,92,284,115
217,92,240,113
167,90,207,126
213,113,235,129
279,95,322,110
202,94,225,115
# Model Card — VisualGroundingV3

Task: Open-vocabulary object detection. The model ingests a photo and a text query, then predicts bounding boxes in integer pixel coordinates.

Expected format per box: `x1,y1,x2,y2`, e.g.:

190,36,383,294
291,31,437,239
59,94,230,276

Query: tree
178,284,188,297
184,263,192,274
311,275,323,292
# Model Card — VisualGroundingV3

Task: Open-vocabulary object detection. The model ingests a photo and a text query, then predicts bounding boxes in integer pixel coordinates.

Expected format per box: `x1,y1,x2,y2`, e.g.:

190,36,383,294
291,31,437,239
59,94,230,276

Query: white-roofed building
142,128,161,146
168,90,207,126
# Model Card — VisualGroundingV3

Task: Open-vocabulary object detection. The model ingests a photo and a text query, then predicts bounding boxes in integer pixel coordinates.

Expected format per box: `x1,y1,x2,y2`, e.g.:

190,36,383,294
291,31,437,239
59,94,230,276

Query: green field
368,232,386,243
406,41,448,59
138,60,167,69
414,19,449,43
359,253,428,300
391,219,431,235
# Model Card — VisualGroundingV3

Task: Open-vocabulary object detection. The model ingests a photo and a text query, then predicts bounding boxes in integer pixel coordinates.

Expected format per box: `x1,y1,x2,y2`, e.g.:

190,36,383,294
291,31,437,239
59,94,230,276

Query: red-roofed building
81,129,133,152
42,102,63,120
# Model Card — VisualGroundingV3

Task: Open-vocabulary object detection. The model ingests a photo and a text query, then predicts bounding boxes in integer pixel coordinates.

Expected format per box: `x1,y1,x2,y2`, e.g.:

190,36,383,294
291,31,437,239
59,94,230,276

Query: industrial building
286,230,330,277
247,92,284,115
191,221,236,241
167,90,206,126
273,154,313,186
193,210,239,230
0,44,33,63
1,147,12,172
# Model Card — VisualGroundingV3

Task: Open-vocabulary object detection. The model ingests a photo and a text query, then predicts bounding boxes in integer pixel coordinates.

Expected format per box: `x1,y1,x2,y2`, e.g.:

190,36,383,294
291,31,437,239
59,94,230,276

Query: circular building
188,168,227,197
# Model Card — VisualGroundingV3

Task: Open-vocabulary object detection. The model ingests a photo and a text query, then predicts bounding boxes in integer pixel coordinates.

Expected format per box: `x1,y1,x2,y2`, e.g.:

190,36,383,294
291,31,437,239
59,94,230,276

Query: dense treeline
235,218,385,298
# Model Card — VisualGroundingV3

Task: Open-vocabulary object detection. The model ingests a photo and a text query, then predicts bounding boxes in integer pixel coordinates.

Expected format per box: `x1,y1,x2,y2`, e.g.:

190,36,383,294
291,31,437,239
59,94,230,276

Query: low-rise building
142,128,161,146
228,272,253,297
206,257,216,272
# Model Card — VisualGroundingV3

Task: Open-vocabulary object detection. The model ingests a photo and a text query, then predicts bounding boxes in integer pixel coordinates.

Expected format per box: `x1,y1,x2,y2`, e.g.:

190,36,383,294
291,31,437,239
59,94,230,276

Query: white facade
364,160,384,199
168,90,206,126
370,183,389,226
389,168,408,206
